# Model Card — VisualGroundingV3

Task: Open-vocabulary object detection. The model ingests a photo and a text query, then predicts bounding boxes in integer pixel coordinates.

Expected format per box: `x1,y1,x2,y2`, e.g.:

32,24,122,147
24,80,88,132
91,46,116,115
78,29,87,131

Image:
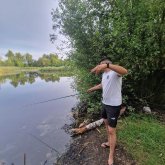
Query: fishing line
23,93,80,107
28,133,60,156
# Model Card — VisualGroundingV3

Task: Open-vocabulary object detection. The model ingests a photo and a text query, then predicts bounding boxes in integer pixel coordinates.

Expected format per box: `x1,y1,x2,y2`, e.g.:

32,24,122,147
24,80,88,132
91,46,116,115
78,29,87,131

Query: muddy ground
56,127,136,165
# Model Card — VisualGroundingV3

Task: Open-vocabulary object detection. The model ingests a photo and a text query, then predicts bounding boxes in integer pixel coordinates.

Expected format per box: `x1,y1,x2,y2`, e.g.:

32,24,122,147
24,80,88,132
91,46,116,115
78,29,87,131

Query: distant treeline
0,50,69,67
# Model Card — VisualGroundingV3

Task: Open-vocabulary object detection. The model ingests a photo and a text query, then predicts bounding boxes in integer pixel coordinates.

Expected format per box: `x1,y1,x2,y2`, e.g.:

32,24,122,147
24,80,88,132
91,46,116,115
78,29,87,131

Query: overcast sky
0,0,66,59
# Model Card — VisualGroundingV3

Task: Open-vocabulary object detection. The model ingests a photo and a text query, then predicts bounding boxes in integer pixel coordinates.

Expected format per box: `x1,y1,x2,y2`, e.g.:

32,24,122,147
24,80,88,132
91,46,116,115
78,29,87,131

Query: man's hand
87,88,94,93
87,84,102,93
91,64,107,74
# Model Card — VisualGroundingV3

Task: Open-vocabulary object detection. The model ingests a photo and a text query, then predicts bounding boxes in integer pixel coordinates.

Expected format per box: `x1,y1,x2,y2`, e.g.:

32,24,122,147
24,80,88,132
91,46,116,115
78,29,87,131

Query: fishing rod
29,133,60,156
24,93,80,107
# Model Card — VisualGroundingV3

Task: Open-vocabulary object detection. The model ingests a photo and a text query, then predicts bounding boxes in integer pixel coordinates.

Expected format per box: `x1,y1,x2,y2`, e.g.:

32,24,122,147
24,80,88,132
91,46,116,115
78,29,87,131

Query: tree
24,53,33,66
36,53,63,67
52,0,165,110
0,56,4,66
14,52,25,67
5,50,15,66
37,54,50,66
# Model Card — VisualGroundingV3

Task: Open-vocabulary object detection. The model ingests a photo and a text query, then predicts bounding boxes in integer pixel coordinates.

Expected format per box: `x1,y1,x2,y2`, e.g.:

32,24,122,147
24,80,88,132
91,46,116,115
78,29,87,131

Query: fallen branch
71,105,126,135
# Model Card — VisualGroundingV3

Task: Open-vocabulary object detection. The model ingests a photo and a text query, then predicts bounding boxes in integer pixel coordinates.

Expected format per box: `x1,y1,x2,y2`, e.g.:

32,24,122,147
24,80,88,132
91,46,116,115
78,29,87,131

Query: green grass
0,66,70,76
0,66,40,76
40,66,67,72
118,114,165,165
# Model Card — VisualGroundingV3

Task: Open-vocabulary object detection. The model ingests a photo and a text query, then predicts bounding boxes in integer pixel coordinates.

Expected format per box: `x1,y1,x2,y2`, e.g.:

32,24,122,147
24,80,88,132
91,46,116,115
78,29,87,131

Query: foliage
0,56,3,65
40,66,71,72
0,50,69,67
5,50,15,66
24,53,33,66
37,53,63,67
52,0,165,111
73,68,102,114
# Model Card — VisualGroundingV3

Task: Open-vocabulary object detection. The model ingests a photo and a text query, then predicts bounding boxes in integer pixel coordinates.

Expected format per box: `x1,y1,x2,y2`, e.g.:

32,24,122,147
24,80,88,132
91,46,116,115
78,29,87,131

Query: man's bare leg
108,126,116,165
101,119,110,147
119,106,126,116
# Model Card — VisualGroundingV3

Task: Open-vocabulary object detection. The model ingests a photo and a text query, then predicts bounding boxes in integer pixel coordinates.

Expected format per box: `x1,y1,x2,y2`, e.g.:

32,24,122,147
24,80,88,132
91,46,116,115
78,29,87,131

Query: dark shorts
101,104,121,128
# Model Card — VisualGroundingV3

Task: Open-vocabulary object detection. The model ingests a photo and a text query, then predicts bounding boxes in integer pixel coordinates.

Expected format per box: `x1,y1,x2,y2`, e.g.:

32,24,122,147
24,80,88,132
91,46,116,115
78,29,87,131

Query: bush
52,0,165,110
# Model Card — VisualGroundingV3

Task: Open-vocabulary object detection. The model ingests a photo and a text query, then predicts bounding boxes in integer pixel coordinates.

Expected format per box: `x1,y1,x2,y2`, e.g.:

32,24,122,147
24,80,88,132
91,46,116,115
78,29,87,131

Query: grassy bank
0,66,40,76
118,114,165,165
0,66,70,76
40,66,68,72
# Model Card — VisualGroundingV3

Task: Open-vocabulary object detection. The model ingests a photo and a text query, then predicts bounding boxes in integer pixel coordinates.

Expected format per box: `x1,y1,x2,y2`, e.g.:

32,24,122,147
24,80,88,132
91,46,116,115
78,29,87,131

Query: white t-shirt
101,70,122,106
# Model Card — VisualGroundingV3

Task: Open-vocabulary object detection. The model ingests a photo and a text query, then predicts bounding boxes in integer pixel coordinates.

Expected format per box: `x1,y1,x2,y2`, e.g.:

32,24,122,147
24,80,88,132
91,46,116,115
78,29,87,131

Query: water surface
0,73,78,165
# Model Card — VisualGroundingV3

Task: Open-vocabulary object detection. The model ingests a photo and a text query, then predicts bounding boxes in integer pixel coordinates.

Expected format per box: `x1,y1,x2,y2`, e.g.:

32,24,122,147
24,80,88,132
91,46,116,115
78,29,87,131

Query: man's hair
99,56,112,64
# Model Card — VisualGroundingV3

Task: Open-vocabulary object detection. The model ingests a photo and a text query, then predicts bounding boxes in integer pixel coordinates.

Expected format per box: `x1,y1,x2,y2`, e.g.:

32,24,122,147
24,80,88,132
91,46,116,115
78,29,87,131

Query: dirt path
56,128,136,165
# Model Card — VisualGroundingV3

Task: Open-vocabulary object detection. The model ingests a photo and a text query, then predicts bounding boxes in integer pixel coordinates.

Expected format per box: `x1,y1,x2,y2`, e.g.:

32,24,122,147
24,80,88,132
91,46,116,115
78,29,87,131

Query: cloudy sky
0,0,66,59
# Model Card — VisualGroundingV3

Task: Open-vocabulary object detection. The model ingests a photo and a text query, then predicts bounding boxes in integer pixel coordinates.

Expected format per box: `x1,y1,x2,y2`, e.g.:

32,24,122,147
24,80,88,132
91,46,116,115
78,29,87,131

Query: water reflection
0,73,77,164
0,72,72,88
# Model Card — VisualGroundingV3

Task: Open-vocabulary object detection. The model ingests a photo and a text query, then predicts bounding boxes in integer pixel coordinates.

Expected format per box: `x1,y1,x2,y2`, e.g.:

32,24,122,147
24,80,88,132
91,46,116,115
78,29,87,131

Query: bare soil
56,103,165,165
56,128,136,165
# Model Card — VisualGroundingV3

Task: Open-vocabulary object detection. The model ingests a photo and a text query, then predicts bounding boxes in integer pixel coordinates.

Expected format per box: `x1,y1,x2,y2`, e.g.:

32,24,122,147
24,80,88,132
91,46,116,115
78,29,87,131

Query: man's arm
91,64,128,75
87,83,102,93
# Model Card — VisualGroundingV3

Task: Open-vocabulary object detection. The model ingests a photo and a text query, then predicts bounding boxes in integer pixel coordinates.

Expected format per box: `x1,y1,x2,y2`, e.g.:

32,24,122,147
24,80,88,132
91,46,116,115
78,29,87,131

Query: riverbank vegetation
0,66,39,76
52,0,165,111
0,66,72,77
0,50,69,67
57,113,165,165
0,51,73,76
52,0,165,164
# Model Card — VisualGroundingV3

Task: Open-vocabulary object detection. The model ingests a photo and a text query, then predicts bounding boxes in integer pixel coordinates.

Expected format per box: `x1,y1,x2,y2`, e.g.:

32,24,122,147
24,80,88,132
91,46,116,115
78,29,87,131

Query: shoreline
0,66,70,77
55,103,136,165
55,103,165,165
56,125,136,165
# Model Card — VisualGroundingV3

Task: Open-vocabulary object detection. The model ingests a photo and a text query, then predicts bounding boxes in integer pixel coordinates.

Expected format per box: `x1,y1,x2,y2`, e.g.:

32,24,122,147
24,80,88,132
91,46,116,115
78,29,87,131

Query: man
71,105,126,135
87,57,128,165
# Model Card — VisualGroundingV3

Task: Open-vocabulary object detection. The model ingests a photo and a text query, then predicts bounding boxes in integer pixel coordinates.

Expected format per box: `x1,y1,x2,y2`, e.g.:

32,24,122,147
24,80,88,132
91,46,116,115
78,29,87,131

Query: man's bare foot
101,142,110,148
108,158,114,165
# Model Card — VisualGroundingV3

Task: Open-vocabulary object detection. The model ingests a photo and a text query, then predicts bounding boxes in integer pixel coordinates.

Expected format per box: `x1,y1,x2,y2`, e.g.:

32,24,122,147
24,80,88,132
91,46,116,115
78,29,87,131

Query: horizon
0,49,63,60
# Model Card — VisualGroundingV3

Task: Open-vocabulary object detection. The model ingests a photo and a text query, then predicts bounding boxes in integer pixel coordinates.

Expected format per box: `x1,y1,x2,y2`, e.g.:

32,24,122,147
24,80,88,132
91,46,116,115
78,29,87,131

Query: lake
0,72,78,165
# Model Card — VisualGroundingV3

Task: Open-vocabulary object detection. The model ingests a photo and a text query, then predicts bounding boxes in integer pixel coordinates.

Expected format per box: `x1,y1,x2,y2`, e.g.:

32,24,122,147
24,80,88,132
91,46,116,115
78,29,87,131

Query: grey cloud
0,0,60,58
